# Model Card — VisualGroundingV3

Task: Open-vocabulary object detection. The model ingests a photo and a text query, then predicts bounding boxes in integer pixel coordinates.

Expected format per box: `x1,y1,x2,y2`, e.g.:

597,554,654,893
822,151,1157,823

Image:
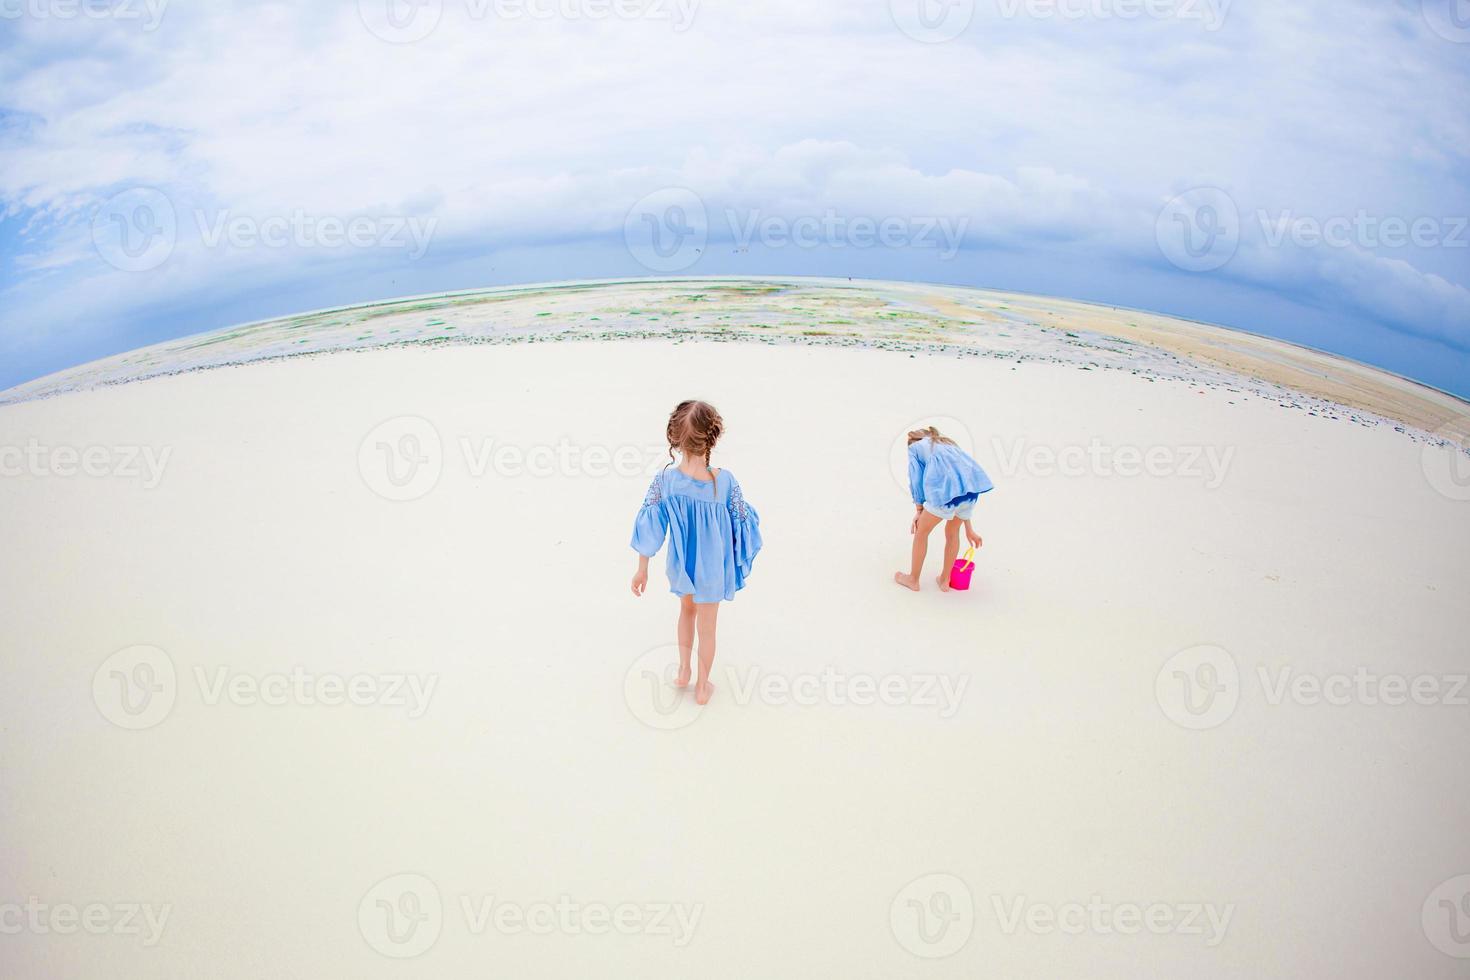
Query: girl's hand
910,514,920,535
630,568,648,596
965,525,983,549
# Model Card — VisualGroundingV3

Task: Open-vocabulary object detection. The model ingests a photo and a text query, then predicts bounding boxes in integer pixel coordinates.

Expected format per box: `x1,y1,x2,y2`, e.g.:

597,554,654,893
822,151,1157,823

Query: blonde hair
907,425,956,447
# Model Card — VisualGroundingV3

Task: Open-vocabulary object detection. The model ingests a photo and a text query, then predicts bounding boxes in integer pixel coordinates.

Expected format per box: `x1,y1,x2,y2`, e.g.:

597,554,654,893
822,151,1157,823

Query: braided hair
665,400,725,499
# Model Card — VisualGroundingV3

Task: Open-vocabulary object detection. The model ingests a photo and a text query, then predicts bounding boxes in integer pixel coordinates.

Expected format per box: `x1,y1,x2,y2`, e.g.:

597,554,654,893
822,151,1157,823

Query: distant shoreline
3,277,1466,447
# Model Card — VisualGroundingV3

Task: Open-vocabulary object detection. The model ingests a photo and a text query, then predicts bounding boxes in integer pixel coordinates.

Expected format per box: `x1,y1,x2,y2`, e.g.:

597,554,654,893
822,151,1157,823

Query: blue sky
1,0,1467,395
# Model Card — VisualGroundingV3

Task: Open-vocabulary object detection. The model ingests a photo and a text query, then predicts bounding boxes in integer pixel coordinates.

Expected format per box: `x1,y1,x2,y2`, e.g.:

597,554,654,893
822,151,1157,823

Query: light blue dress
632,468,763,603
908,437,994,513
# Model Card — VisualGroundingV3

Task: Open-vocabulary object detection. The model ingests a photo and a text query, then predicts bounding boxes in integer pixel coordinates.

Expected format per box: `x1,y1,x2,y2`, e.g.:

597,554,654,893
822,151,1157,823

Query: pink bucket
949,548,976,591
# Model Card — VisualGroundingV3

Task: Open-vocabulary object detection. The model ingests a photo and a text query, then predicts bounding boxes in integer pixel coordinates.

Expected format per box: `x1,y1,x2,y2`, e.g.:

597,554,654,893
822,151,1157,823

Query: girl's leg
694,602,719,705
676,594,696,688
895,510,944,591
937,518,962,591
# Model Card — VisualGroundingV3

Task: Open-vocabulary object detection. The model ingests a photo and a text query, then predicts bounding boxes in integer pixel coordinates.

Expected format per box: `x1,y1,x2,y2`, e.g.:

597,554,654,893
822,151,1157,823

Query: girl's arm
908,445,926,533
630,473,669,583
907,446,926,508
962,519,982,549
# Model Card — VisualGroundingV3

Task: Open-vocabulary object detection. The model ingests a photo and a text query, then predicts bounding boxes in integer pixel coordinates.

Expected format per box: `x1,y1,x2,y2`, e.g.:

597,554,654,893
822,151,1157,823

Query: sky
0,0,1467,395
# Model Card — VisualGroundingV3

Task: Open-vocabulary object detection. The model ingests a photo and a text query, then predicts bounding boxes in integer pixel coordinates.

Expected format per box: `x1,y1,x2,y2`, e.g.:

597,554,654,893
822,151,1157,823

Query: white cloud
0,0,1466,383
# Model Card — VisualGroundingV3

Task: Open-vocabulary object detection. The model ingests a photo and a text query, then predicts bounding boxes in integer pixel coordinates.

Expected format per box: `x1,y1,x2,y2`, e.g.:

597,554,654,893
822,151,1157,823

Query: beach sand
1,332,1468,976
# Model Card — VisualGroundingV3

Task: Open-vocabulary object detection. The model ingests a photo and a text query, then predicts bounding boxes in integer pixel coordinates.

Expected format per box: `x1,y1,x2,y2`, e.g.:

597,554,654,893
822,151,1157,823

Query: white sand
1,338,1468,977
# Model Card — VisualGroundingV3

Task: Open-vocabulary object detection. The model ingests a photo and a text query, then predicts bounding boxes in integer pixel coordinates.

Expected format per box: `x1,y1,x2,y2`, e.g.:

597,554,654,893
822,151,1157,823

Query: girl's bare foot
937,573,951,592
675,664,692,688
695,681,715,705
893,572,920,591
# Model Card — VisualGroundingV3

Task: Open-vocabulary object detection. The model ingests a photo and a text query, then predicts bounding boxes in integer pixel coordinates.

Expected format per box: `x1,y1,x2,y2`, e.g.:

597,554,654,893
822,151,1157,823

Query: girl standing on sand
895,426,991,592
630,400,763,705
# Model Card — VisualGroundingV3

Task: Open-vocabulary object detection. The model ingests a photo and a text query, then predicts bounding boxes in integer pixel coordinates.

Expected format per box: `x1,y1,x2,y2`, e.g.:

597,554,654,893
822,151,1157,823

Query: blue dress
631,468,762,603
908,437,994,509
